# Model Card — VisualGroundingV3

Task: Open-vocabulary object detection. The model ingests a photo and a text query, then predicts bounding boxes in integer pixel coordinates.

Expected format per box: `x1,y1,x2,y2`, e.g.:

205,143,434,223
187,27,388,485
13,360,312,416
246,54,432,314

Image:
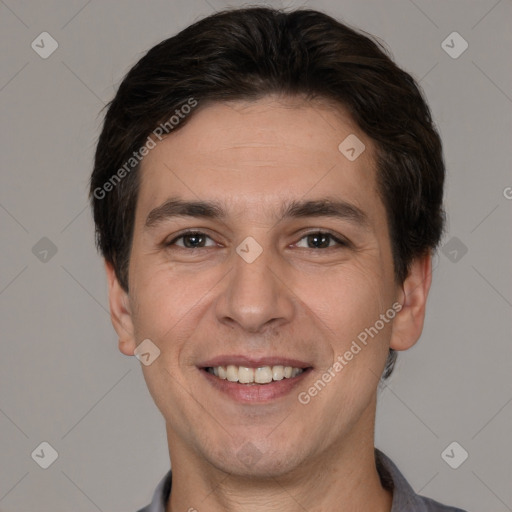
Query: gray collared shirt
136,449,468,512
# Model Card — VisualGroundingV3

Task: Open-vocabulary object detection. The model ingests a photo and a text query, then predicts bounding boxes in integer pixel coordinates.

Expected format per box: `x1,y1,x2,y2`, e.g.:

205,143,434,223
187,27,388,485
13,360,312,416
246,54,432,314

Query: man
89,7,468,512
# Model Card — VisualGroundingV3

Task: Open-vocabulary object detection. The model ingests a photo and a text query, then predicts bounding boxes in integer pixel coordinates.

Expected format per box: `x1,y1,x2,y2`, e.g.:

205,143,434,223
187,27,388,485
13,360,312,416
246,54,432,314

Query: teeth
255,366,273,384
226,365,238,382
217,366,227,379
272,365,284,381
238,366,254,384
207,365,304,384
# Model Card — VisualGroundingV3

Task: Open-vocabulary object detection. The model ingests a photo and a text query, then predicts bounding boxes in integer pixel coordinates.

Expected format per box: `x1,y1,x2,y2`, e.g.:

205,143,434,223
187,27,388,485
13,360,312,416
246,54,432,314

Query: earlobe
390,253,432,351
104,261,136,356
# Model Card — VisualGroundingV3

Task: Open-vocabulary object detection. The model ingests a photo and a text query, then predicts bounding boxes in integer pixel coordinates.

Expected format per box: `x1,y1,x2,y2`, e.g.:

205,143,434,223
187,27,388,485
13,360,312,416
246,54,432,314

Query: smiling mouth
204,365,309,384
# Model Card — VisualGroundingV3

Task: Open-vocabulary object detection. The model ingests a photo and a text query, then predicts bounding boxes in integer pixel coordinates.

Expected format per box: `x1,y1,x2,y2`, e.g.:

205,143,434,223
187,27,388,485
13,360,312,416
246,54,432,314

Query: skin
105,96,432,512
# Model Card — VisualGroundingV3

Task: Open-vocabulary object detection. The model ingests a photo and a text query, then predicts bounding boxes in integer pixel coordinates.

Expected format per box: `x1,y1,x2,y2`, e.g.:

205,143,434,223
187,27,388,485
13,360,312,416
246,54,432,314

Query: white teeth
207,365,304,383
238,366,254,384
272,365,284,381
255,366,273,384
217,366,227,379
226,365,238,382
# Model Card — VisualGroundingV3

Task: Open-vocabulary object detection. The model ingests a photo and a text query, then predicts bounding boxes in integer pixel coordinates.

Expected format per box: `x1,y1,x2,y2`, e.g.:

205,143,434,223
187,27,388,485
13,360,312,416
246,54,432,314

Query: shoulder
417,494,468,511
375,449,469,512
135,469,172,512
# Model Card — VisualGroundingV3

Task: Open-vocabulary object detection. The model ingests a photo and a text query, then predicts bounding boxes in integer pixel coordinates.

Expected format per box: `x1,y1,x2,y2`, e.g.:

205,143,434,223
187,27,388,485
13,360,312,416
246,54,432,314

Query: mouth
198,356,313,403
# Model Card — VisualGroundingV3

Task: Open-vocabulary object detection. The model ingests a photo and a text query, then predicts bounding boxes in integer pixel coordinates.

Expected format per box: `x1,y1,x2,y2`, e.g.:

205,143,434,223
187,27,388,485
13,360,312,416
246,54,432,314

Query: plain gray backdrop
1,0,511,511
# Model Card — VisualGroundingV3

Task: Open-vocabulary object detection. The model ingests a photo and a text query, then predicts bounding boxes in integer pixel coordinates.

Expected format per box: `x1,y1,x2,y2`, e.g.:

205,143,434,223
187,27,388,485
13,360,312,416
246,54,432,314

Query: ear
104,261,136,356
390,253,432,351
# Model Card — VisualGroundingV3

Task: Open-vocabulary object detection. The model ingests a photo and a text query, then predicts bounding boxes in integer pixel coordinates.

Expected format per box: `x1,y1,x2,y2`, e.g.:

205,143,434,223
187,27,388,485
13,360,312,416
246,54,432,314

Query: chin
206,439,308,479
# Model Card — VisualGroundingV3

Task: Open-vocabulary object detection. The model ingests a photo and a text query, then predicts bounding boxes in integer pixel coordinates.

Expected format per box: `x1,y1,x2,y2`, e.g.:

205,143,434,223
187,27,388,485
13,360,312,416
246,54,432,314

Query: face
107,96,429,478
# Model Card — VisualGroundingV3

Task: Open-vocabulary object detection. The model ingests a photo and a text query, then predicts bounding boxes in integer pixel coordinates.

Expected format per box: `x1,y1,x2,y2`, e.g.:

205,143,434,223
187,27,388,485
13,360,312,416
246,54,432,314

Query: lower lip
200,368,312,403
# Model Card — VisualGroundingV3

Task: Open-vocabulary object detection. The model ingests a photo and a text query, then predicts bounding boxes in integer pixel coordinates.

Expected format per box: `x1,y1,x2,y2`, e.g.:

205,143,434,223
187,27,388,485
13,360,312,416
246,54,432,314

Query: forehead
136,96,381,223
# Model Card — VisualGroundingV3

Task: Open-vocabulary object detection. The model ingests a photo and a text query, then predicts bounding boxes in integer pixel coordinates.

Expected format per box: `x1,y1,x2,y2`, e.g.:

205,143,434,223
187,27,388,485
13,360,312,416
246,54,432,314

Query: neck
165,399,392,512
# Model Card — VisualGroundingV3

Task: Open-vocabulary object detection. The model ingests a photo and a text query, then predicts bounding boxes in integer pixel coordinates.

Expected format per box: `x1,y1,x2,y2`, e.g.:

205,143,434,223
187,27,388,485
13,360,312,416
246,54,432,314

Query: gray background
0,0,511,510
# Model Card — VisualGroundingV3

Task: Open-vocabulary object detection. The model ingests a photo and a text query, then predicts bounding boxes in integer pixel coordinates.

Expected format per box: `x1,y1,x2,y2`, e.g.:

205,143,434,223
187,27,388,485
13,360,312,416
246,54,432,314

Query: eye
295,231,348,249
166,231,216,249
164,230,349,250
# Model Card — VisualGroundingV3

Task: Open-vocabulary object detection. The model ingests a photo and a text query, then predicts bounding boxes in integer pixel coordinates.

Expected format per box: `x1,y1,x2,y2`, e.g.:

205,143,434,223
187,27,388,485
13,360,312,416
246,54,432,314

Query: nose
214,241,295,333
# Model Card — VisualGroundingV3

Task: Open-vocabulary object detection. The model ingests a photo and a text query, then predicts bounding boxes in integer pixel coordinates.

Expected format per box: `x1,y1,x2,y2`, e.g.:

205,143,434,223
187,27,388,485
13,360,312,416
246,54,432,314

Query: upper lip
199,355,312,369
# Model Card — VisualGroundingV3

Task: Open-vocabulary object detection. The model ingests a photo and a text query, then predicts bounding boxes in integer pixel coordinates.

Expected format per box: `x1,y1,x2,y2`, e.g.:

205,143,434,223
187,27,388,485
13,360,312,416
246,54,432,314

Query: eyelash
164,230,350,250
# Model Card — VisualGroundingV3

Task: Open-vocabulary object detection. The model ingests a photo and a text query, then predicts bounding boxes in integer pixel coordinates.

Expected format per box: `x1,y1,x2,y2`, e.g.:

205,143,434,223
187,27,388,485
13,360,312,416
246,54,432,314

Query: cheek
128,268,206,427
301,261,395,383
306,261,391,330
130,261,203,334
128,261,224,376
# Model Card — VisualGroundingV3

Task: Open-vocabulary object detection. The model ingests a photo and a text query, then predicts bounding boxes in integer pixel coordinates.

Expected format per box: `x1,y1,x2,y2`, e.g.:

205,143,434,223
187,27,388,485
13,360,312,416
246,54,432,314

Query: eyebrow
144,196,369,230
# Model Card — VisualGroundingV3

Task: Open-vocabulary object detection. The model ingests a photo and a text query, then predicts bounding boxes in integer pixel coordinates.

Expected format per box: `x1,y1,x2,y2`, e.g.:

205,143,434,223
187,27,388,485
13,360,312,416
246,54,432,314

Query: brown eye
167,232,215,249
296,231,347,249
